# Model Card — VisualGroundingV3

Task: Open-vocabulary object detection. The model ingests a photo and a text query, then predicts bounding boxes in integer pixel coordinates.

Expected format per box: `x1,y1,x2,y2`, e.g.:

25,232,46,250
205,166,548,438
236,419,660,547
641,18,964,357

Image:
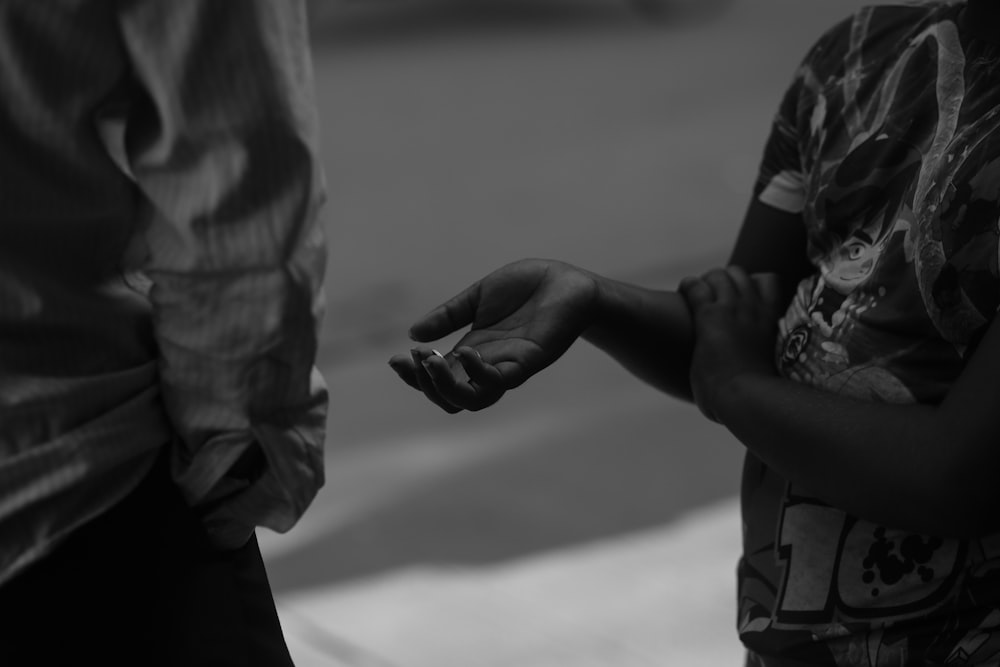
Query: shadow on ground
265,395,742,594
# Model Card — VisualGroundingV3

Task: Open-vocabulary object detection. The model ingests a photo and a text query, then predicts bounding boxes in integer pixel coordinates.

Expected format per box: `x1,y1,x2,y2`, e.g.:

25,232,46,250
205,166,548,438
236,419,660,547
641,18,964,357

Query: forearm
582,274,694,401
713,373,994,537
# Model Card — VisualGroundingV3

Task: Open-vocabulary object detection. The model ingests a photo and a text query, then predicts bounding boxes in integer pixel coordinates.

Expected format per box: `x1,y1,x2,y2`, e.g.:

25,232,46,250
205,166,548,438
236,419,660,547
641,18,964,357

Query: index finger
725,265,756,298
701,268,737,303
409,281,481,342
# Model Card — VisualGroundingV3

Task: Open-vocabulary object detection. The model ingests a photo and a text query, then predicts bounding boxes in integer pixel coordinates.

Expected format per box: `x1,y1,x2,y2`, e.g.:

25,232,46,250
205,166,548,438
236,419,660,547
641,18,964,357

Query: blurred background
258,1,869,665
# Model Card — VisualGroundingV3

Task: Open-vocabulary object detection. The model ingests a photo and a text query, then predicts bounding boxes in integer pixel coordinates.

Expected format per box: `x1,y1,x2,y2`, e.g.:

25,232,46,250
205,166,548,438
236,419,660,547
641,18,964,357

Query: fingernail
432,349,445,359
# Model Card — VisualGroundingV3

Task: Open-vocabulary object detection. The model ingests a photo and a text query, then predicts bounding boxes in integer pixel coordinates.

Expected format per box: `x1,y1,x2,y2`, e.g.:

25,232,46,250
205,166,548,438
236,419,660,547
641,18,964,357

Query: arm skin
588,196,1000,538
580,198,813,401
708,358,1000,539
579,276,695,401
686,204,1000,539
397,195,1000,538
594,197,1000,538
389,199,808,408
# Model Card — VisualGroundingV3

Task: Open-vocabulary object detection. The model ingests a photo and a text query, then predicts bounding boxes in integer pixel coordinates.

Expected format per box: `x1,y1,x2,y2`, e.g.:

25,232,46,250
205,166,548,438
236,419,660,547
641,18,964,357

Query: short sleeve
754,81,807,214
753,15,854,215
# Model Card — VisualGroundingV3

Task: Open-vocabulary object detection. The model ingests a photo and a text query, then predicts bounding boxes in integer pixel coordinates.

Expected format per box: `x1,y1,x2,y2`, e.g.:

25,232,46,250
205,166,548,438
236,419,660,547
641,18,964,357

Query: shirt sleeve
754,77,808,214
753,15,853,215
116,0,328,548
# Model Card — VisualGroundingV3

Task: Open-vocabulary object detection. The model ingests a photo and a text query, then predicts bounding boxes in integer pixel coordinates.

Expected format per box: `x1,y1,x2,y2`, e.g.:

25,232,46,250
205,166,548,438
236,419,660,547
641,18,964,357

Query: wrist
587,271,609,327
577,267,612,331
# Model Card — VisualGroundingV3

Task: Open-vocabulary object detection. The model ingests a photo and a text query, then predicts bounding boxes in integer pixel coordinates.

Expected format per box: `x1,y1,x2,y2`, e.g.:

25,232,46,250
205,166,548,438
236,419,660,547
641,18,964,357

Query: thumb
409,281,481,342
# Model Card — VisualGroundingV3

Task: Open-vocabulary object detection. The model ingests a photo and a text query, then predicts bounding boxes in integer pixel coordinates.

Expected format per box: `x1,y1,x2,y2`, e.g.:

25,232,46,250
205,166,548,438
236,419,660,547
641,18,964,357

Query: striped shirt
0,0,328,585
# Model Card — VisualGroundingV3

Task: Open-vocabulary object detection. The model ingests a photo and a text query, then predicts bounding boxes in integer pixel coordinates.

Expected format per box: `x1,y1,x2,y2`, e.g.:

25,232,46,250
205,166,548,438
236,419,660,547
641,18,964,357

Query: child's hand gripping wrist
679,267,782,423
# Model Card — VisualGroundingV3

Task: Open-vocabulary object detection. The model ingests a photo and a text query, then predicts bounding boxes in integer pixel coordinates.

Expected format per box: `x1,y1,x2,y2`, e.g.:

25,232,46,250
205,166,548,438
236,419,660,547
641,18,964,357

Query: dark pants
0,454,295,667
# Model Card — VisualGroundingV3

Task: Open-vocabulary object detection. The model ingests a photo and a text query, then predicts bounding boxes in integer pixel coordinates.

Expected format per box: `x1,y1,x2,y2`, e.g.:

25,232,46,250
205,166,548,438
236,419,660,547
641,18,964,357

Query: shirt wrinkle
0,0,327,583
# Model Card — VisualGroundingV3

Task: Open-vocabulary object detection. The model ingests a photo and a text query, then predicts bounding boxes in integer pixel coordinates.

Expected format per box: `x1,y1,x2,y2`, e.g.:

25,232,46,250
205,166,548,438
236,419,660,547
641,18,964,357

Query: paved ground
276,498,745,667
257,1,869,664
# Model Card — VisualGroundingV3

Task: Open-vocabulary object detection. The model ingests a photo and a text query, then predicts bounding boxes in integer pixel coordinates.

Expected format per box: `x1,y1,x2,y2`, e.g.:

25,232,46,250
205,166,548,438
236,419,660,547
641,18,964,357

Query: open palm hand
389,258,598,412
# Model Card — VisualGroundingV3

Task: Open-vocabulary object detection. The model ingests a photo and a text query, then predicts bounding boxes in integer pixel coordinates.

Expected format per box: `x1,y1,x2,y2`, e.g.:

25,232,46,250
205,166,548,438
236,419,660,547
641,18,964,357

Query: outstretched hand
679,266,783,422
388,259,598,413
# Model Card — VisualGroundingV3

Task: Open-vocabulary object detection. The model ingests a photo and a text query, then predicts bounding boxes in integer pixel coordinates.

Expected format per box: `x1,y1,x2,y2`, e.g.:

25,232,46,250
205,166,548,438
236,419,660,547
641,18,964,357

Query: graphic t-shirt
741,3,1000,665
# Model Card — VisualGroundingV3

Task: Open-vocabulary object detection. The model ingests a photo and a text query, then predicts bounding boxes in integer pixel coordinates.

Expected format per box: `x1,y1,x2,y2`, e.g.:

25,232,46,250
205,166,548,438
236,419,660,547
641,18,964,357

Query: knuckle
726,265,749,280
702,268,730,287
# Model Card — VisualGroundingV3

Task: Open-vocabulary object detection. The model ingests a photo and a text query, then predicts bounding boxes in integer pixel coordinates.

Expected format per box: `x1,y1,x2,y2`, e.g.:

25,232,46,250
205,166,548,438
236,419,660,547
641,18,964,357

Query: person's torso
0,0,169,585
740,3,1000,664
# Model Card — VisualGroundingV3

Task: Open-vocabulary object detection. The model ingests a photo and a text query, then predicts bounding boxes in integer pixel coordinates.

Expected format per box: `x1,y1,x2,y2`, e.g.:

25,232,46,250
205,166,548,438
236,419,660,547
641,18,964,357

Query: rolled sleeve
117,0,328,547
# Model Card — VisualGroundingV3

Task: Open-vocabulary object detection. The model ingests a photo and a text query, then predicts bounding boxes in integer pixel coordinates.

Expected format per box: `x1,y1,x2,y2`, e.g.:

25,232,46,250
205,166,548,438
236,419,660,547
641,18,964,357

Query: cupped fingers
421,347,508,412
388,353,422,391
411,349,464,414
455,347,507,410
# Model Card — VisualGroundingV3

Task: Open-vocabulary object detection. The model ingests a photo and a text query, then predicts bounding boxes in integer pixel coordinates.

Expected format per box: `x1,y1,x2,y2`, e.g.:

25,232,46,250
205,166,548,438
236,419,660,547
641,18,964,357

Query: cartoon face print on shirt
775,132,925,403
746,5,1000,665
809,133,924,328
810,227,886,334
825,230,881,293
773,47,941,402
